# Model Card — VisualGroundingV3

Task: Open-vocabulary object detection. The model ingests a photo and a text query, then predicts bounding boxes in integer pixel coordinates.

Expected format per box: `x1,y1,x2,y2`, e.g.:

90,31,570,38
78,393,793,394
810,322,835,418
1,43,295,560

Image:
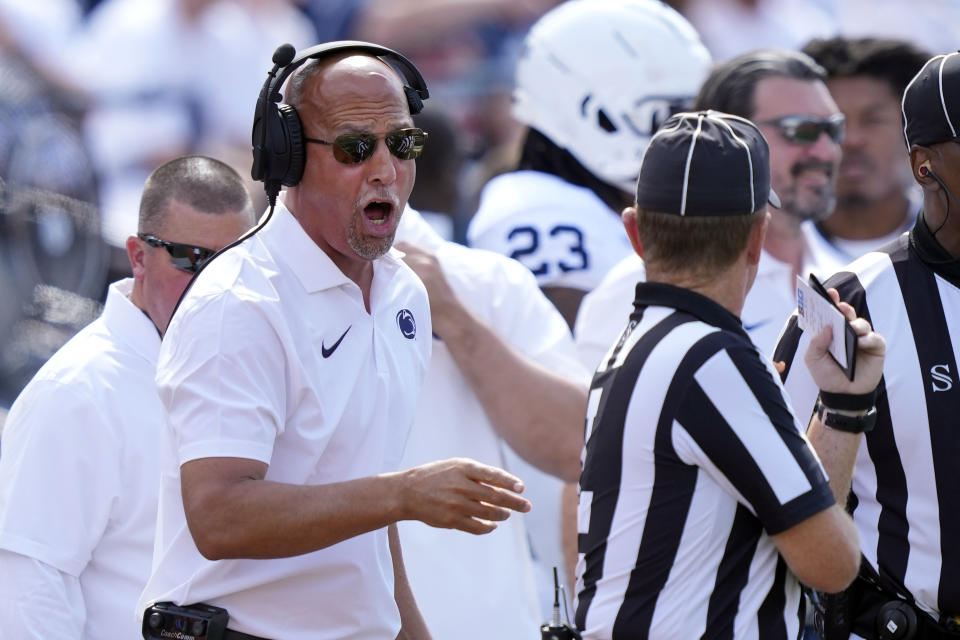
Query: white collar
270,200,405,295
105,278,161,363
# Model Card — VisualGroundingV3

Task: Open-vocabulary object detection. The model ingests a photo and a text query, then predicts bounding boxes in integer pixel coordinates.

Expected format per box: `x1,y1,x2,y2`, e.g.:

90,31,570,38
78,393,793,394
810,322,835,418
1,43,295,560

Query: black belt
224,629,272,640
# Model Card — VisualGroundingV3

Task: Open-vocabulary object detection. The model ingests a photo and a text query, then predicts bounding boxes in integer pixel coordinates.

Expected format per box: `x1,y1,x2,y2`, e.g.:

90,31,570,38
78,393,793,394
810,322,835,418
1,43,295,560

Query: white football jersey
467,170,633,292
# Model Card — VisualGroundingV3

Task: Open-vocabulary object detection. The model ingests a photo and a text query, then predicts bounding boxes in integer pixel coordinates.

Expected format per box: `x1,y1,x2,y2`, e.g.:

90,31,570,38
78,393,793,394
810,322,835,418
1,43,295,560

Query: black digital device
142,601,228,640
806,272,858,381
876,601,918,640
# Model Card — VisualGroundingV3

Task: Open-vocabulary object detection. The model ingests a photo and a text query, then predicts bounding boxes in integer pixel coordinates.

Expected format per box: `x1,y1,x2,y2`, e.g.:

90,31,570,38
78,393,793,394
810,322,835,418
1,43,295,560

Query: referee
776,52,960,639
574,111,886,639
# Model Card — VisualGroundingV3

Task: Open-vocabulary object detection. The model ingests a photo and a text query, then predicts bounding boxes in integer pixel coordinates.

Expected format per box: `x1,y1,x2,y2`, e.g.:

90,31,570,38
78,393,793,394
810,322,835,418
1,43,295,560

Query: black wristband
818,389,877,411
816,401,877,434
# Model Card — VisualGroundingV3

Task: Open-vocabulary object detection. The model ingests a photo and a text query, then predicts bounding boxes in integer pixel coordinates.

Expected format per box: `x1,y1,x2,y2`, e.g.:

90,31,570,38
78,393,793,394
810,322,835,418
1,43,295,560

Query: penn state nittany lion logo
396,309,416,339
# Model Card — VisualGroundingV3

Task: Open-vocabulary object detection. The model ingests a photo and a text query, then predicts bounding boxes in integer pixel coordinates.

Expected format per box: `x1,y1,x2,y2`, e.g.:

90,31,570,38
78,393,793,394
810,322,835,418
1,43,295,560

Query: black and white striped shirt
775,227,960,619
575,283,835,640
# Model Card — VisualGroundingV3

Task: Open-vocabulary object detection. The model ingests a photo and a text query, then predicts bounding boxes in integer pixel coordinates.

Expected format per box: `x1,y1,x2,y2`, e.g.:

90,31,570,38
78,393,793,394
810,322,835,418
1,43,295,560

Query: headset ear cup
250,94,273,182
278,104,305,186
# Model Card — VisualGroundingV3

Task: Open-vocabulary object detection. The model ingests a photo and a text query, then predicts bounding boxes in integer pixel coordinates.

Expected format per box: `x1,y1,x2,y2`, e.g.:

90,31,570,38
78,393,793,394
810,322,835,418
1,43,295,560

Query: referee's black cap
635,110,780,217
902,51,960,148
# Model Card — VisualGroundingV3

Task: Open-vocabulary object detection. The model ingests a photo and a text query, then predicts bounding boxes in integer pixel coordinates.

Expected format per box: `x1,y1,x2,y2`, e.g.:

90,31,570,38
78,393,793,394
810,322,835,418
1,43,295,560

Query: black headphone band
268,40,429,113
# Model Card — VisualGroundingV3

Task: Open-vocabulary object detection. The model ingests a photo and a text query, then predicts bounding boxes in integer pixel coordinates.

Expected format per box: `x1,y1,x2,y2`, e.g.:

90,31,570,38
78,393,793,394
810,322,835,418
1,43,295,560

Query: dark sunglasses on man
138,233,216,274
304,127,428,165
756,113,845,145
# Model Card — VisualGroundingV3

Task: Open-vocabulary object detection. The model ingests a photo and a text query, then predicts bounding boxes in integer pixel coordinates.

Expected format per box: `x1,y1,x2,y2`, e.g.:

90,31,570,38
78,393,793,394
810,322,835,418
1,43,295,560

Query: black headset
250,41,430,205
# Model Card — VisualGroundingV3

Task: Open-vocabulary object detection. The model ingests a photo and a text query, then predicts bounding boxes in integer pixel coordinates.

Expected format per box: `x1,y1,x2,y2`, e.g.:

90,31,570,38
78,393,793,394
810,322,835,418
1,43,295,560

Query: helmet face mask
513,0,712,194
579,93,698,192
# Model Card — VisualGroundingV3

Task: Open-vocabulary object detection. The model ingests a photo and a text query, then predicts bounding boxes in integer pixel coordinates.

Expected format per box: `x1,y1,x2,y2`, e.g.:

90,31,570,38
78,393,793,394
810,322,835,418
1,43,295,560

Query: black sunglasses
303,127,428,165
756,114,845,145
138,233,216,274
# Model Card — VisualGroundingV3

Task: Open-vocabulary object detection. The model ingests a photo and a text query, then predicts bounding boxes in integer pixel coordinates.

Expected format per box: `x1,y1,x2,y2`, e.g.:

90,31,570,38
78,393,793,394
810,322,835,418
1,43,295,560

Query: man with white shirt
395,207,588,639
0,155,256,639
138,43,531,640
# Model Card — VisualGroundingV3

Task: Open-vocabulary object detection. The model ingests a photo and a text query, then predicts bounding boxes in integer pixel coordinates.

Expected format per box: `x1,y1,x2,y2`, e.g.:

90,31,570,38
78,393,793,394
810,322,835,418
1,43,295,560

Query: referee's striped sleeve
672,334,834,534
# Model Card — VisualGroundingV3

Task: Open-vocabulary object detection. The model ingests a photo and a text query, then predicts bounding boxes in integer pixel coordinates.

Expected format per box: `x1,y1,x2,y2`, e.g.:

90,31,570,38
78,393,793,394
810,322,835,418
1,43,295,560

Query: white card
796,275,850,370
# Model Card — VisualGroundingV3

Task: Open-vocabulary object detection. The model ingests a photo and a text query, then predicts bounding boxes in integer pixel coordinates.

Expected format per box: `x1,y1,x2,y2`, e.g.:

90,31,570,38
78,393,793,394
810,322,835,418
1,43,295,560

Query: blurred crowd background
0,0,957,417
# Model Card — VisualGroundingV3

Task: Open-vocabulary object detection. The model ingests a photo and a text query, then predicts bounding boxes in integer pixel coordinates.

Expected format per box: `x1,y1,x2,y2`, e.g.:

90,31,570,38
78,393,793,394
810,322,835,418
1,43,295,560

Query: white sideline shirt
467,171,633,292
138,202,432,640
0,279,162,640
396,209,589,639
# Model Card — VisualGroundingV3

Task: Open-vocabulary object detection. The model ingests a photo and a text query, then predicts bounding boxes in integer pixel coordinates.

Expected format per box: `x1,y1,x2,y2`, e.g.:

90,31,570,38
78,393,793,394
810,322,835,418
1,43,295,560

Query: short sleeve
0,381,119,575
671,340,834,534
157,290,288,465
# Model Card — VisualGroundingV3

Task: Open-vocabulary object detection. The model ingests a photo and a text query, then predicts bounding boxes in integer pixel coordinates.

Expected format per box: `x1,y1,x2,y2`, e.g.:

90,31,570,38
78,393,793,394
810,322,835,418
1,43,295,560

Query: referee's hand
395,458,532,535
803,287,886,395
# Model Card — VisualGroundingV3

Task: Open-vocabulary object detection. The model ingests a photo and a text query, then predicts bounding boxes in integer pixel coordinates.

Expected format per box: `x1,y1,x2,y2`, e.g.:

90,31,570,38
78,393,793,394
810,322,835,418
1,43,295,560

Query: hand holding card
796,274,858,380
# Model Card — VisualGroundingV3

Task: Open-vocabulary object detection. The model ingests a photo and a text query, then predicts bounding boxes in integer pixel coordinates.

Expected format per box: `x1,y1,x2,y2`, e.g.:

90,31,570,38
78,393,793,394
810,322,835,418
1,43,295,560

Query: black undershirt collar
633,281,750,341
909,213,960,288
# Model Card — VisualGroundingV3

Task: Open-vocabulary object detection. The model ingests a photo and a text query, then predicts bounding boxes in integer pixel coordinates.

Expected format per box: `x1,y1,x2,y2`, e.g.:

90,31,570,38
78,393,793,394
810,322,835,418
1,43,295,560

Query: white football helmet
513,0,712,193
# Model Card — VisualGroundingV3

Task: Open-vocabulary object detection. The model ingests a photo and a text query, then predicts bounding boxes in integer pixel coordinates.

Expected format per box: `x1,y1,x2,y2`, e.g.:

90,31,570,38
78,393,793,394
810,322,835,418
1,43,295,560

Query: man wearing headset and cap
776,51,960,640
574,110,885,639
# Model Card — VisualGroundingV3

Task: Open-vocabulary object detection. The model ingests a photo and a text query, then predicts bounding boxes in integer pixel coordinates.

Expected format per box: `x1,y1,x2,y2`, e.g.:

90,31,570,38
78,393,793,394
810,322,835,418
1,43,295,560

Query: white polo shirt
396,209,589,639
0,278,162,640
467,171,633,292
139,201,432,640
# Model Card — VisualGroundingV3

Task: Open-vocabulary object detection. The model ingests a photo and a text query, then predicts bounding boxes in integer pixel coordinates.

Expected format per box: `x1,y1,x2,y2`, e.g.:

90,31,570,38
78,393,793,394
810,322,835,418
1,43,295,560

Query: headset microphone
272,43,297,67
252,43,297,207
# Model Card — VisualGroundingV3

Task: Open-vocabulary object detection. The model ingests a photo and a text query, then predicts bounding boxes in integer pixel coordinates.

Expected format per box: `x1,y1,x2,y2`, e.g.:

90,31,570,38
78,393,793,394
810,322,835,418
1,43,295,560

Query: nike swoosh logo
743,318,773,332
321,326,351,358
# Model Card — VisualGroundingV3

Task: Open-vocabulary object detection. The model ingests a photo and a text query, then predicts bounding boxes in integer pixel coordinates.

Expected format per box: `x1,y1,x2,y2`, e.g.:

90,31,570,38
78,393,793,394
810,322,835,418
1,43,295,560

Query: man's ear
910,145,935,186
746,210,769,266
126,235,146,278
622,206,643,258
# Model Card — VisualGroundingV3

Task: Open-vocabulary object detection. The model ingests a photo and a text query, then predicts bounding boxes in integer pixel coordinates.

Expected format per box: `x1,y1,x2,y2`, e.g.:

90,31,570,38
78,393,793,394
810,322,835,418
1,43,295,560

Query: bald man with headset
137,43,530,640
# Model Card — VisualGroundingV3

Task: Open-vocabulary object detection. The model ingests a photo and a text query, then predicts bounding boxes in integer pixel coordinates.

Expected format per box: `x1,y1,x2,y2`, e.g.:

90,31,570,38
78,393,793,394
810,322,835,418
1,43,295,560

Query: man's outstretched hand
395,458,532,535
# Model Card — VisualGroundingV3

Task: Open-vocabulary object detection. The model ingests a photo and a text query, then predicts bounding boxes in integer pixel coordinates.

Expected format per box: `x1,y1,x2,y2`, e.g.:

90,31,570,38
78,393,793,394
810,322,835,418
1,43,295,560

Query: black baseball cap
902,51,960,148
635,110,780,217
